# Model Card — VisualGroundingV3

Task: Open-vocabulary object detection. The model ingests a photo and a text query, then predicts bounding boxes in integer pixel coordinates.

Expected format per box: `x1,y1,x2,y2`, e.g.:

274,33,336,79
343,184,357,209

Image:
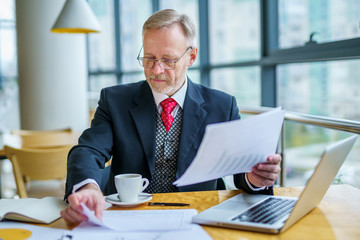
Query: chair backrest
5,129,79,149
4,145,73,198
18,132,78,149
11,127,72,136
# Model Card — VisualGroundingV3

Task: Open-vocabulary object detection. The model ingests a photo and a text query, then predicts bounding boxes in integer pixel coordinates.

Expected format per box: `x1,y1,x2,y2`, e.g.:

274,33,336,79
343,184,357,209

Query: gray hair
142,9,197,47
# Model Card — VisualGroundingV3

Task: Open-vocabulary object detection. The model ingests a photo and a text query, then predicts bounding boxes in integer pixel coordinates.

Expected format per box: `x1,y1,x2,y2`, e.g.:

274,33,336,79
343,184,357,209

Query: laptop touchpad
214,194,268,211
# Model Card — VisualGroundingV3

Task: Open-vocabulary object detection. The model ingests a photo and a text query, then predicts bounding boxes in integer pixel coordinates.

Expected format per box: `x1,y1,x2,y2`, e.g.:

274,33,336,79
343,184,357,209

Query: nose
151,60,165,75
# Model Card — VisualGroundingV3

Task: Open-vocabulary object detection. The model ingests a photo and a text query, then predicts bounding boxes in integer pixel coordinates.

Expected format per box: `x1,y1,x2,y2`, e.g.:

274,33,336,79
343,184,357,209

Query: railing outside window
239,106,360,187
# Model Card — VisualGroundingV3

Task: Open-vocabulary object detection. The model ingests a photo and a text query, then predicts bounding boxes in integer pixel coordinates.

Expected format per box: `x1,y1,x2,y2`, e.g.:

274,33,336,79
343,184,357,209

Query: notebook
192,135,358,234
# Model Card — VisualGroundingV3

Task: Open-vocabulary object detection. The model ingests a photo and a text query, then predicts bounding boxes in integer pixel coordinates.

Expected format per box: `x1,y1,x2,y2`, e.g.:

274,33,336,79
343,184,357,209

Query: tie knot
160,98,177,114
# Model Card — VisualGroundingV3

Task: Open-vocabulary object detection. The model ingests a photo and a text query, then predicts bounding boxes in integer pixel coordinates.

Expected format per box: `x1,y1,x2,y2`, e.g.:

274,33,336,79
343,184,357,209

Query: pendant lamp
51,0,101,34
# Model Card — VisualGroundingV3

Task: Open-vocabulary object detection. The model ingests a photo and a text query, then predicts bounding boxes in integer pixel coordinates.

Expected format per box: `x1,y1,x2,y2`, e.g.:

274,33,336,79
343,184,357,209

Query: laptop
192,135,358,234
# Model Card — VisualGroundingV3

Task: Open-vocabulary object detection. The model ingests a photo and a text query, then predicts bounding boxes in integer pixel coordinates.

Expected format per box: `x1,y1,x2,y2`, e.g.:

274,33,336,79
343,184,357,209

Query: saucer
105,193,153,207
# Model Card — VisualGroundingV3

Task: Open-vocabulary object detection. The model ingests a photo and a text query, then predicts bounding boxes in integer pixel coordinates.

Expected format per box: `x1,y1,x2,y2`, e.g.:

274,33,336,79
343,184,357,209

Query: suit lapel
177,80,207,177
129,82,157,175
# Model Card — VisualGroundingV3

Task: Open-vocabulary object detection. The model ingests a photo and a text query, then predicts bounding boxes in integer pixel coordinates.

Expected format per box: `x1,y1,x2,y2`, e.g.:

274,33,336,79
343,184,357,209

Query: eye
162,59,175,63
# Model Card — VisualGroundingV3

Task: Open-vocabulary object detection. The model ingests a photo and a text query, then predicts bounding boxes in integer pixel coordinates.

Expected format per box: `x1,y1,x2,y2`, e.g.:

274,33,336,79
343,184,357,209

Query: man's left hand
247,154,282,188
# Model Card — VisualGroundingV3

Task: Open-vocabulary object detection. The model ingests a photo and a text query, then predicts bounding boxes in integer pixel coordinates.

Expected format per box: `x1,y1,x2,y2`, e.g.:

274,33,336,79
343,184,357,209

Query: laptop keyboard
232,197,297,225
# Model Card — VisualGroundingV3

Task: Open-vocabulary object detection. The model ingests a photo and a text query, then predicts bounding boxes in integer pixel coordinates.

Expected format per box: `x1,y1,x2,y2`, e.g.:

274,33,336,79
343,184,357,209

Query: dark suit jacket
65,79,273,198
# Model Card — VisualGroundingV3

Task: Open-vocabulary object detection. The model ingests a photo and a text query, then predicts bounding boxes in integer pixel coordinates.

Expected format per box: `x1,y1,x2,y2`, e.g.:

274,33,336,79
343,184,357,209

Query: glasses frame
137,46,193,70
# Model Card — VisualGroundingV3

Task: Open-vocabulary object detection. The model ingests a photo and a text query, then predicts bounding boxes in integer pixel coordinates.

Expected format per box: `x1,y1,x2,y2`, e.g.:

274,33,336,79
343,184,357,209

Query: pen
148,202,190,206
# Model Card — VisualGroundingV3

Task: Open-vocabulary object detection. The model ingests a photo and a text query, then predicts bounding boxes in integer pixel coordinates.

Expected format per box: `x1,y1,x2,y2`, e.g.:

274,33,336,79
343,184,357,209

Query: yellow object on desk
0,228,32,240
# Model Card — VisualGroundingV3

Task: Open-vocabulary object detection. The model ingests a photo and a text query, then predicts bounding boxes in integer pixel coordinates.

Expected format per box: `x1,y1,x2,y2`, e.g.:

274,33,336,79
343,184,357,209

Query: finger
94,199,104,220
254,163,281,174
61,207,87,224
251,164,280,184
249,171,277,187
252,169,279,182
253,164,281,179
67,193,84,212
81,190,105,220
267,154,282,164
68,200,84,216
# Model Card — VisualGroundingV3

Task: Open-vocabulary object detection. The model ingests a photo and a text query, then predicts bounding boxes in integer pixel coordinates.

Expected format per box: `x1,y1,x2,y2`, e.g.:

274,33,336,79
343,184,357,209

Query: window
0,0,19,131
275,0,360,187
88,0,116,72
211,67,261,106
279,0,360,48
160,0,200,68
120,0,152,72
277,60,360,120
84,1,360,188
209,0,260,64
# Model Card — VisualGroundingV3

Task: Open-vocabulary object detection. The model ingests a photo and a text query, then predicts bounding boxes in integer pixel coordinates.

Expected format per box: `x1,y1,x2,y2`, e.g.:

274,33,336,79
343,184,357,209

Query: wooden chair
4,145,73,198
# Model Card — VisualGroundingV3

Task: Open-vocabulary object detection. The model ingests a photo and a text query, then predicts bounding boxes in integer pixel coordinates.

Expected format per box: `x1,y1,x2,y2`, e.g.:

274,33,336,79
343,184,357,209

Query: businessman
61,9,281,224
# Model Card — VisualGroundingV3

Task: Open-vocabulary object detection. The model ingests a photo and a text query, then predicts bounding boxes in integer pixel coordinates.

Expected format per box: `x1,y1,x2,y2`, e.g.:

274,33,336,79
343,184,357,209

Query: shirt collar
151,77,188,109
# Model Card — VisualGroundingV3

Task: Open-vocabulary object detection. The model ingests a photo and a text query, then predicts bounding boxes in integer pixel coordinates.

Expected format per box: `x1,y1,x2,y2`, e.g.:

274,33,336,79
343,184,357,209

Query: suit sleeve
64,88,114,199
234,173,273,195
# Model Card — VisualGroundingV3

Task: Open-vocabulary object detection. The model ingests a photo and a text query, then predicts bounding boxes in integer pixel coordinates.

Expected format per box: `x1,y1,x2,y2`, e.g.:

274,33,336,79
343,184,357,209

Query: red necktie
160,98,177,133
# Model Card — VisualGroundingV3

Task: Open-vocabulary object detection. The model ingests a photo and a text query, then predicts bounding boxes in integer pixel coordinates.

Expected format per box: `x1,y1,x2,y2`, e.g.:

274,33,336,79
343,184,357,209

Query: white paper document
173,108,285,187
0,221,212,240
79,203,196,231
71,224,211,240
73,204,212,240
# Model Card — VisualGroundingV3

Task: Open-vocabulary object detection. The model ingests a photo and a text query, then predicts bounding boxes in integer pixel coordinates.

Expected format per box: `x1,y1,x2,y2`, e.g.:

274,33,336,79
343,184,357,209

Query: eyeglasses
137,46,192,70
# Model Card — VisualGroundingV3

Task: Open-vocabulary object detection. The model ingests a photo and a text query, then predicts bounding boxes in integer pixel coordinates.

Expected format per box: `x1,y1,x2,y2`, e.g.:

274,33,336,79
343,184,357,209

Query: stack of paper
174,108,285,186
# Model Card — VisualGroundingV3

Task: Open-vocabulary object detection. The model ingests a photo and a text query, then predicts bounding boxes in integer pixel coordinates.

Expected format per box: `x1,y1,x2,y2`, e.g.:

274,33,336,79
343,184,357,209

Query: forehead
143,24,187,55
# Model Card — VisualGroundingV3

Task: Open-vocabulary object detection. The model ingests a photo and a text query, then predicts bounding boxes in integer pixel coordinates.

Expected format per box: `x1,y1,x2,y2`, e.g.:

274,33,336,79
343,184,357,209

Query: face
142,24,197,96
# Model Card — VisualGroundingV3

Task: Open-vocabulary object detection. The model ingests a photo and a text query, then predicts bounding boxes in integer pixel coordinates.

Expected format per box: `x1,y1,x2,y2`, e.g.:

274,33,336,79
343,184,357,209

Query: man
61,9,281,224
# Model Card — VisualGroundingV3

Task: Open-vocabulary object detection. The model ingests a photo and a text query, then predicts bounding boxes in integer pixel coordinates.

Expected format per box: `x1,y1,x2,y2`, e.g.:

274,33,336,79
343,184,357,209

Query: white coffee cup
114,173,149,202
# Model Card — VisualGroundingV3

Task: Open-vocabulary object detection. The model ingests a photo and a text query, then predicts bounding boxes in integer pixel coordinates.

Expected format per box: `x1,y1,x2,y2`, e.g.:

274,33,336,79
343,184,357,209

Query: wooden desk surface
48,184,360,240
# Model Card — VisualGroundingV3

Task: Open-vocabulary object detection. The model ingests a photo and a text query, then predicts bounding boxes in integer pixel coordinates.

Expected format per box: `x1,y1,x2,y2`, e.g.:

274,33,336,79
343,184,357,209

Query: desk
46,184,359,240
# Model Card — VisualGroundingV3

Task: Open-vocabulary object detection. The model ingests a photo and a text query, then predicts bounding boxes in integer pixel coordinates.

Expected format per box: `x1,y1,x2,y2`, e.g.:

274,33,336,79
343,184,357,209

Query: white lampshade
51,0,101,34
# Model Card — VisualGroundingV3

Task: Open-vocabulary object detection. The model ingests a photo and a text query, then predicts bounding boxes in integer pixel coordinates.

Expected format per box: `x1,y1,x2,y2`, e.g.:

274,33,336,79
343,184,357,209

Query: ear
188,47,198,67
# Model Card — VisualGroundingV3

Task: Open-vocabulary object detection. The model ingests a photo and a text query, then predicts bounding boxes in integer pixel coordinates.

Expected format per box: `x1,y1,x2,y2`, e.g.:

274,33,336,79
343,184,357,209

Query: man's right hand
60,183,105,225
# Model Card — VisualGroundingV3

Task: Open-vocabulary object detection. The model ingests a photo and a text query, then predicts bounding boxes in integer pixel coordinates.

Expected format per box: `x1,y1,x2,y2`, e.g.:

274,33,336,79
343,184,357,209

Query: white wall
15,0,88,131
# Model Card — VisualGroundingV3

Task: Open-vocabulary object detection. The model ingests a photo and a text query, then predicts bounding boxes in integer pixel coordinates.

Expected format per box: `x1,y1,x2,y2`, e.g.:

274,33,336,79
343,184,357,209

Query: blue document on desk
174,108,285,187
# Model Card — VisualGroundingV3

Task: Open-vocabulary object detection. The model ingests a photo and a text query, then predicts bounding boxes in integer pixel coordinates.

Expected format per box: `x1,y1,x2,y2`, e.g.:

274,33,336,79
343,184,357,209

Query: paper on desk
79,203,197,232
80,203,110,229
0,220,213,240
174,108,285,187
71,224,212,240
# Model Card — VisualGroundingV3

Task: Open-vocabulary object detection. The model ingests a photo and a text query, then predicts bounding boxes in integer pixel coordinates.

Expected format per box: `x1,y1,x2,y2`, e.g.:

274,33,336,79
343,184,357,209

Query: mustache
150,74,169,81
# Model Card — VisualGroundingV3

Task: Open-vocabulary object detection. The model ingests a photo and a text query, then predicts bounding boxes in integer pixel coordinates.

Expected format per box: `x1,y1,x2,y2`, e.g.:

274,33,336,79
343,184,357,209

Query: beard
146,64,188,96
147,74,172,94
147,74,182,96
145,63,187,96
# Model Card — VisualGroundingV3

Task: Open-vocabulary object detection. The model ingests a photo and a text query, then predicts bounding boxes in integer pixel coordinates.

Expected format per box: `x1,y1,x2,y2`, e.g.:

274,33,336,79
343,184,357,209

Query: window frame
87,0,360,111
